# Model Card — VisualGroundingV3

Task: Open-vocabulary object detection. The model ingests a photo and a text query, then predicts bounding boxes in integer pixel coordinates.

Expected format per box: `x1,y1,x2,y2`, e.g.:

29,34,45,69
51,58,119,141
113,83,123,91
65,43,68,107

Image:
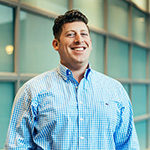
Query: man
5,10,139,149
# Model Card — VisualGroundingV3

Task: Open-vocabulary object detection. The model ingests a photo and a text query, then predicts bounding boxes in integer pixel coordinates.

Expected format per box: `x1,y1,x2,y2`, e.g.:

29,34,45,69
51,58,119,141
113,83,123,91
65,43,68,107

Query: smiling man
5,10,139,150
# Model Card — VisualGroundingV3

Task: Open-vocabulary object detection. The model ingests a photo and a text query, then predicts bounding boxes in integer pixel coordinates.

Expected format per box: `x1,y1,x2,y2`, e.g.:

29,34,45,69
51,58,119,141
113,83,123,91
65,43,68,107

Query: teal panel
132,46,146,79
122,84,129,95
73,0,104,29
131,84,147,117
21,0,68,14
135,121,146,150
132,7,146,44
0,5,14,72
89,32,104,73
107,38,129,78
0,82,14,148
108,0,128,37
149,120,150,148
20,11,59,73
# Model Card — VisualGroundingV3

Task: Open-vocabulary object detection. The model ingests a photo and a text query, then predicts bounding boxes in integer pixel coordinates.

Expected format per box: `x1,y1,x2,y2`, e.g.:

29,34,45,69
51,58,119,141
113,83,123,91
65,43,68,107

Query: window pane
0,82,14,148
108,0,128,37
131,0,147,11
89,32,104,73
132,7,146,44
132,46,146,79
107,38,129,78
0,5,14,72
131,84,147,117
122,84,130,95
135,121,146,150
20,11,59,73
21,0,68,14
73,0,104,29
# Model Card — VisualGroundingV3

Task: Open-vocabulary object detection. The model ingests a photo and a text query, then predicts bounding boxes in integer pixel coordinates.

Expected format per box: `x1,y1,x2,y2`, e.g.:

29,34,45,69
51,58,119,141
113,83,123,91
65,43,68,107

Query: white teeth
73,48,84,51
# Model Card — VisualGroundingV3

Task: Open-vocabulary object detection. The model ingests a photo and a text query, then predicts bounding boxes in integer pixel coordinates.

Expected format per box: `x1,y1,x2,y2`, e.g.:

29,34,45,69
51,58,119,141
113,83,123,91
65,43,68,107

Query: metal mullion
14,1,20,93
68,0,73,10
20,2,58,19
146,84,149,148
0,0,19,7
134,114,150,122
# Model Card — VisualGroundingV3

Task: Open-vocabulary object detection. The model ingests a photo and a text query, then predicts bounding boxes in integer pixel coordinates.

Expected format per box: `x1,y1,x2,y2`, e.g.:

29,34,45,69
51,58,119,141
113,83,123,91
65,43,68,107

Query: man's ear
52,39,59,51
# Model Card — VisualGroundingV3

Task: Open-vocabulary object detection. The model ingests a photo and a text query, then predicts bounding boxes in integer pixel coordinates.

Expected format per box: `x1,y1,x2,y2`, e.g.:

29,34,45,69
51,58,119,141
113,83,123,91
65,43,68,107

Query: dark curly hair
52,9,89,40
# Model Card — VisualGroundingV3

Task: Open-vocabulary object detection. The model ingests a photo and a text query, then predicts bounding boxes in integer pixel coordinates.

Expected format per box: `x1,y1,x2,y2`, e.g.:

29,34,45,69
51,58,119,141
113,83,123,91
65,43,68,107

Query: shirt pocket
93,100,121,132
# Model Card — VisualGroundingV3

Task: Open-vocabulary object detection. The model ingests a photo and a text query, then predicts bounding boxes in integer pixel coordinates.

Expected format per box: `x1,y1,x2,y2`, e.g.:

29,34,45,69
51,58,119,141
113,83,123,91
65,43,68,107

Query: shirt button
79,101,83,104
80,136,84,140
80,118,84,121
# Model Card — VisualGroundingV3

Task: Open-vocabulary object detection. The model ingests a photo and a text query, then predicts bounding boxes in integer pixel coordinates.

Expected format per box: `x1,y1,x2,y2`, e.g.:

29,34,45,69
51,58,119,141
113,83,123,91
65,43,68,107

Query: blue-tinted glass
0,82,14,148
122,84,130,95
131,84,147,117
89,32,104,73
132,7,146,44
0,5,14,72
108,0,128,37
108,38,129,78
21,0,68,15
149,120,150,148
135,121,146,150
132,0,147,11
20,11,59,73
73,0,104,29
132,46,146,79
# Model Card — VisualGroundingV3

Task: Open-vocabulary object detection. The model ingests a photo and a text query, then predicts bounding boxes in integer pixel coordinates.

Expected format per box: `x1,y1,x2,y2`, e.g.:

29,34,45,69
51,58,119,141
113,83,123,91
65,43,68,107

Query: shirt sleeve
5,85,37,149
114,83,140,150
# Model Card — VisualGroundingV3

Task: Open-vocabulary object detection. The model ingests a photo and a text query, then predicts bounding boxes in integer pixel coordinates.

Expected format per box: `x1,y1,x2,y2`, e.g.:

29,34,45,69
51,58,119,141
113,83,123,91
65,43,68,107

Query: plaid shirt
5,64,139,150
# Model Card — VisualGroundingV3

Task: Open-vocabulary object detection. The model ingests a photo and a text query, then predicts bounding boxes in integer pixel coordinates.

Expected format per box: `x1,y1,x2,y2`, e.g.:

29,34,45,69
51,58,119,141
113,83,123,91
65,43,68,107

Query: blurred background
0,0,150,149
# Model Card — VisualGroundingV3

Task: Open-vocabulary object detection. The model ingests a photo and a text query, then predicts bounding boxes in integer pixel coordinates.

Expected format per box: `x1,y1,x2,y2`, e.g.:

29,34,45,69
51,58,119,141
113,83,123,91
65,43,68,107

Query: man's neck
61,62,89,83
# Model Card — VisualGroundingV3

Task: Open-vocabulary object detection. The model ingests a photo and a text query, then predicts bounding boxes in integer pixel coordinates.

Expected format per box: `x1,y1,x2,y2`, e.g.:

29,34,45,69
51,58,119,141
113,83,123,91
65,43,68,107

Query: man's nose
74,34,83,44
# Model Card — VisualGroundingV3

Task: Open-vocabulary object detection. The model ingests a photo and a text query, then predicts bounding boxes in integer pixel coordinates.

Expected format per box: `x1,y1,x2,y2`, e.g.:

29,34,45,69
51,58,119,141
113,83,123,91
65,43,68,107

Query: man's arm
114,84,140,150
5,85,36,149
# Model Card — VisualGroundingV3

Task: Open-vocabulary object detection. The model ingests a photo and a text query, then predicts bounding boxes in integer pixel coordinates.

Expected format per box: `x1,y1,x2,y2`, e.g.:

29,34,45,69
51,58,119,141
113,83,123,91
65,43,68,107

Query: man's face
53,21,92,69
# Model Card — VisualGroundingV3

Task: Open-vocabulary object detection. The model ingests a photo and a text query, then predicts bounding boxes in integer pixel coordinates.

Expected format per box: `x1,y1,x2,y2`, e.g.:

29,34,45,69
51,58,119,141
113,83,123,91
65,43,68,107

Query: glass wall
20,11,59,73
0,5,14,72
0,0,150,149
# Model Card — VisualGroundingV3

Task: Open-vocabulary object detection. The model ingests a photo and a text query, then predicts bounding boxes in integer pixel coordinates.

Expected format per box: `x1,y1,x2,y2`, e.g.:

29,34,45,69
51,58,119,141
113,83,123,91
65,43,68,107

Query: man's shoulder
91,69,121,86
20,69,58,94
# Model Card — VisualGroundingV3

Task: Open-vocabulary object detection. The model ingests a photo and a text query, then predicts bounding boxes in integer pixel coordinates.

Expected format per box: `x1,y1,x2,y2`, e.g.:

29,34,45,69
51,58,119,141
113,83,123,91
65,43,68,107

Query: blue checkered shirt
5,64,139,149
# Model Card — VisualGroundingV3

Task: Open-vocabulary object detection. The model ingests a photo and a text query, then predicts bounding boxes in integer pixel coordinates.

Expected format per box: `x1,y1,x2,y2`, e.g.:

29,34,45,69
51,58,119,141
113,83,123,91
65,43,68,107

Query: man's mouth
71,47,86,51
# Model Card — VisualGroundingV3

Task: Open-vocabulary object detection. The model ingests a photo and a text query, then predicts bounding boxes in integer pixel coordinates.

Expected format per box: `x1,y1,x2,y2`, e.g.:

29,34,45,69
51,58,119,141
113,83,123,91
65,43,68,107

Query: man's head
53,9,89,40
52,10,92,70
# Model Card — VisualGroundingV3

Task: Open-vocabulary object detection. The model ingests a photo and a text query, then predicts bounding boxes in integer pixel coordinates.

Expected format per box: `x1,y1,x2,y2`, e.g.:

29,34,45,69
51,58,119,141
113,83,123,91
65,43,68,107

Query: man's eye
67,33,75,37
81,33,88,36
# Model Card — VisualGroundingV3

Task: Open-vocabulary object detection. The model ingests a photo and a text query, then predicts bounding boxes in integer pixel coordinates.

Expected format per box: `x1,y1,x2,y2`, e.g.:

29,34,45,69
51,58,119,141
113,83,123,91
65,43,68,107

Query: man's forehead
62,21,89,32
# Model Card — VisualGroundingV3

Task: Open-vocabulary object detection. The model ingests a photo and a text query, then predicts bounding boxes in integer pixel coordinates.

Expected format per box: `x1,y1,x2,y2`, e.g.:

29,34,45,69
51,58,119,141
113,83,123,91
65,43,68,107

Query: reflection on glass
0,5,14,72
20,11,59,73
73,0,104,29
132,8,146,44
132,0,147,11
107,38,129,78
5,45,14,55
21,0,68,14
0,82,14,148
132,84,147,117
108,0,128,37
132,46,146,79
135,121,146,150
89,32,104,73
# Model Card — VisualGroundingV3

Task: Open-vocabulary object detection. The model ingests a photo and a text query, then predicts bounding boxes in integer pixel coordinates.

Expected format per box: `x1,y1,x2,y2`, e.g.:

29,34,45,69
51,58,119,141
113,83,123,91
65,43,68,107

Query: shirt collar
57,63,91,82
